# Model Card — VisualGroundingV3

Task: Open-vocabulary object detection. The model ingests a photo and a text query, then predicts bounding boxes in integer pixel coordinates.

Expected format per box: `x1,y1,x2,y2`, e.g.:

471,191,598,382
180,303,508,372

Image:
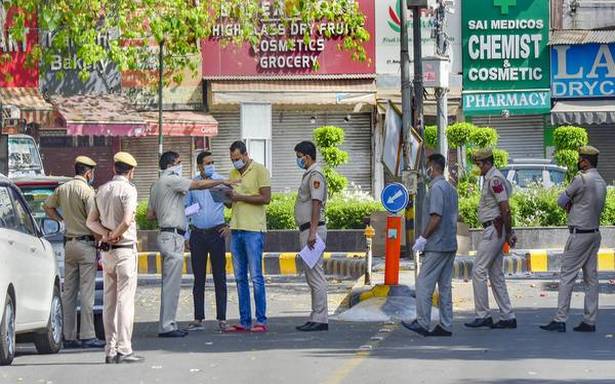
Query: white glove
412,236,427,253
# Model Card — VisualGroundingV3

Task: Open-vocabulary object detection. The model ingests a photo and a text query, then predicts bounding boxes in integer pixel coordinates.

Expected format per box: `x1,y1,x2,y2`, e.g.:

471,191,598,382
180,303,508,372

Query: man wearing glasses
184,151,229,332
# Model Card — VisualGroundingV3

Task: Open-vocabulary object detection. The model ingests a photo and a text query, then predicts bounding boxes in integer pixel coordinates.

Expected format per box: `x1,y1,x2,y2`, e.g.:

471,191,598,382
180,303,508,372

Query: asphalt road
2,274,615,384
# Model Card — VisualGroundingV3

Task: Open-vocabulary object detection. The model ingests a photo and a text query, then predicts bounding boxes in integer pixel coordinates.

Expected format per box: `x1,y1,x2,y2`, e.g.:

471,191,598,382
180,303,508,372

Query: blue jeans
231,230,266,328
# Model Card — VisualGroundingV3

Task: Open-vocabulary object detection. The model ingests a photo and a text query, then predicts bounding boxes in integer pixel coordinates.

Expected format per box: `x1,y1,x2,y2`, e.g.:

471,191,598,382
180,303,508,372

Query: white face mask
233,159,245,170
168,164,183,176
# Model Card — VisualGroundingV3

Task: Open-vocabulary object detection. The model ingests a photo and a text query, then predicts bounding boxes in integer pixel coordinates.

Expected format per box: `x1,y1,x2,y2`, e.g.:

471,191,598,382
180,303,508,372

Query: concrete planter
137,229,366,253
468,226,615,251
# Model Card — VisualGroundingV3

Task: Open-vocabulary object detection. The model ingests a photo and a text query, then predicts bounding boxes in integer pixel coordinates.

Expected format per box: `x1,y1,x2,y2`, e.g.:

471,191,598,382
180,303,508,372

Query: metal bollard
364,224,375,285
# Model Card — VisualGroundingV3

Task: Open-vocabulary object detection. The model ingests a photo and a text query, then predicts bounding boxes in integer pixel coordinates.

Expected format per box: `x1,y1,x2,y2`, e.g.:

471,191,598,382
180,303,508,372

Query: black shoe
573,322,596,332
298,322,328,332
63,340,83,349
116,353,145,364
81,338,106,348
158,330,187,338
296,322,314,331
491,319,517,329
105,355,117,364
428,324,452,337
464,317,494,328
540,321,566,333
401,320,429,337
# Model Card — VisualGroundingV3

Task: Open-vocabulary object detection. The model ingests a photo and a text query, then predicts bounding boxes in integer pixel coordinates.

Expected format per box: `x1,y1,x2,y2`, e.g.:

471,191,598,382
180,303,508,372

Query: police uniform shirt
478,167,511,224
92,175,138,246
149,169,192,230
45,176,95,237
294,163,327,227
566,168,607,229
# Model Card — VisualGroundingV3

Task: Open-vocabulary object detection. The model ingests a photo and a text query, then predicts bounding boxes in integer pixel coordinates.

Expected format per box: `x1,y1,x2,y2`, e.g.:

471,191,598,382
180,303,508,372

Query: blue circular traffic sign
380,183,409,213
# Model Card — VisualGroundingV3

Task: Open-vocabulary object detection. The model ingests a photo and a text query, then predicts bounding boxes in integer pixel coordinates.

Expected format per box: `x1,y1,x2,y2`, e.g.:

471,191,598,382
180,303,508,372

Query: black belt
481,220,495,229
190,224,226,234
65,235,95,242
160,227,186,236
111,244,134,250
569,227,599,234
299,221,325,232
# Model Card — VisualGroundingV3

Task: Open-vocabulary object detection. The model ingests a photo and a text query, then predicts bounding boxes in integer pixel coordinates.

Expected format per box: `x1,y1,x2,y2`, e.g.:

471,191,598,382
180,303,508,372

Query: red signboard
202,0,375,78
0,7,38,87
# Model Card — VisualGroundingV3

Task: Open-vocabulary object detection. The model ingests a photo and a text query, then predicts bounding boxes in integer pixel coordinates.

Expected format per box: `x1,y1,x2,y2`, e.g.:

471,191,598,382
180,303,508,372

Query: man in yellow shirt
225,141,271,333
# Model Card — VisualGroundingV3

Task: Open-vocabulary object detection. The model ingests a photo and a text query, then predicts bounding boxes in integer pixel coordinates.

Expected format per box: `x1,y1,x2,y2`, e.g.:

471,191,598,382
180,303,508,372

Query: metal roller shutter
121,136,193,200
271,110,373,193
209,111,241,177
471,115,546,160
586,124,615,184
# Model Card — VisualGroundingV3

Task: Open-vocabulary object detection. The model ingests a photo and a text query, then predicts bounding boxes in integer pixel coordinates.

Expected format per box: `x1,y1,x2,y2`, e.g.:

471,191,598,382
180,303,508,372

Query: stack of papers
298,235,326,269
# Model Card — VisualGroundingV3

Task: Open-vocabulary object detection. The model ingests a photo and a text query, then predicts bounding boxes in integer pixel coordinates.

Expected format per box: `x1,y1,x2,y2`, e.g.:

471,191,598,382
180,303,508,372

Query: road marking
323,323,398,384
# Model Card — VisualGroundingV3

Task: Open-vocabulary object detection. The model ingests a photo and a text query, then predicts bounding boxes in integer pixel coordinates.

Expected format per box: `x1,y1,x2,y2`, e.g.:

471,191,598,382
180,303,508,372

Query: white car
0,175,63,365
500,159,567,189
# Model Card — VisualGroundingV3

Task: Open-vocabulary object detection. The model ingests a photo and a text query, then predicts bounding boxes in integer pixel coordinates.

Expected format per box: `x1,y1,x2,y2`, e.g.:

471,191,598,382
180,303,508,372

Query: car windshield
20,187,57,220
8,137,43,171
548,169,566,185
513,169,544,188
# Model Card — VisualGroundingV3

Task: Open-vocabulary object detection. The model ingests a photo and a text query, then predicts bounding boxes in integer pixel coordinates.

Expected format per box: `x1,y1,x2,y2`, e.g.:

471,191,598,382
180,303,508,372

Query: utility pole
158,40,164,158
434,0,450,177
399,0,415,263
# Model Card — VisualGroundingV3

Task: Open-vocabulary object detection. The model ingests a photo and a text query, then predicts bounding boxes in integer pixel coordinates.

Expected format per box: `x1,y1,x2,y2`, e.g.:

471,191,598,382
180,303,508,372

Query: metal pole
412,6,426,277
435,0,449,178
400,0,415,265
158,40,164,158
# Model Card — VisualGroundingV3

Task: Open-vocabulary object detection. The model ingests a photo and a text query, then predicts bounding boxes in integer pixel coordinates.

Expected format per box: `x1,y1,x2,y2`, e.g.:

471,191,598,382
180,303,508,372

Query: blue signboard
380,183,409,214
551,43,615,98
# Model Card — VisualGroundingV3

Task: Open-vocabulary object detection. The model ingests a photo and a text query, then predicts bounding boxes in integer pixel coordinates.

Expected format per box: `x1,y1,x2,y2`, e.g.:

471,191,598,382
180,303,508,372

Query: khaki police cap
113,152,137,167
578,145,600,156
472,147,493,161
75,156,97,167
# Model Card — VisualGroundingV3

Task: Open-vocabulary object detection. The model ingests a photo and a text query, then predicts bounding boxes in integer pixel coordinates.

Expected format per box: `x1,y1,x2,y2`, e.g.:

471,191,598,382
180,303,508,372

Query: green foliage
553,126,588,151
424,125,437,150
458,191,480,228
469,127,498,148
554,149,579,181
266,193,298,230
314,126,349,195
446,122,475,148
135,200,157,230
326,197,383,230
492,148,509,168
601,188,615,225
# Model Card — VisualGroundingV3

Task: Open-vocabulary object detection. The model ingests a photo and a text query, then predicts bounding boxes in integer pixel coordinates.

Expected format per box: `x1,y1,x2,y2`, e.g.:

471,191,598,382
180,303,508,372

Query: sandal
224,324,250,333
250,324,268,333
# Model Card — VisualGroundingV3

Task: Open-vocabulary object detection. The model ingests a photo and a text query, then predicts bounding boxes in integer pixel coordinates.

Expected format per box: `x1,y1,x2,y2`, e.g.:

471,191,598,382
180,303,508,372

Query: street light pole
158,40,164,158
434,0,450,177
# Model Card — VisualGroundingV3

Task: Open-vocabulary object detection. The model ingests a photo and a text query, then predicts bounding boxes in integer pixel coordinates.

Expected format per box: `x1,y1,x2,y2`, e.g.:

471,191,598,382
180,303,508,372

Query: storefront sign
463,90,550,115
0,7,38,87
202,0,375,77
462,0,550,115
375,0,461,76
552,43,615,99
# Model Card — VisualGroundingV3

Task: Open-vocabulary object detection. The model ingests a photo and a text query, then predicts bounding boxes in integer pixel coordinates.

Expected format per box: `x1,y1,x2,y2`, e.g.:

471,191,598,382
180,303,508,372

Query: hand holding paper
299,235,326,270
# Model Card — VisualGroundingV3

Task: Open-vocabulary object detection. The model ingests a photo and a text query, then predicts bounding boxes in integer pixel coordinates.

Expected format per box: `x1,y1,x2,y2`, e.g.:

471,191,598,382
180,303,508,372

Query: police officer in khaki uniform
293,141,328,332
44,156,105,349
87,152,144,364
148,151,236,337
465,148,517,329
541,146,607,333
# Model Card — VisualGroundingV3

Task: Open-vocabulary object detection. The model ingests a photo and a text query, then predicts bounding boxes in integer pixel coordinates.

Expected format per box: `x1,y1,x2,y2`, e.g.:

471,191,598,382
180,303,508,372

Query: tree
553,125,588,181
313,125,349,195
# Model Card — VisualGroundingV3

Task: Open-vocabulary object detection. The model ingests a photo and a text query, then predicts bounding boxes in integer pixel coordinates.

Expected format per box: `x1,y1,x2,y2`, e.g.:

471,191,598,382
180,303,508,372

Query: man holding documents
148,151,235,338
184,151,229,332
294,141,329,332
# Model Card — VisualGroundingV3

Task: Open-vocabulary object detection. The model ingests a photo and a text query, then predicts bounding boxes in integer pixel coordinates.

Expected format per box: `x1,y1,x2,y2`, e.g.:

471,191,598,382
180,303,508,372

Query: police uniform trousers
472,225,515,320
299,227,328,324
554,232,601,325
416,251,455,331
102,246,138,357
63,239,97,341
158,231,185,333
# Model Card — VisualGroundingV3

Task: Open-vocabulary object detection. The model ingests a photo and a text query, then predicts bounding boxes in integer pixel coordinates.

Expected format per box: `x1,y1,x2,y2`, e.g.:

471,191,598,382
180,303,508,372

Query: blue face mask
204,164,215,177
233,159,245,170
296,157,305,169
89,176,95,186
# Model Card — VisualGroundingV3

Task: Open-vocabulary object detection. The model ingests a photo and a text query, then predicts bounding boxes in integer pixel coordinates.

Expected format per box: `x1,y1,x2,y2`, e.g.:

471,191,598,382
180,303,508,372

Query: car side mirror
42,218,62,236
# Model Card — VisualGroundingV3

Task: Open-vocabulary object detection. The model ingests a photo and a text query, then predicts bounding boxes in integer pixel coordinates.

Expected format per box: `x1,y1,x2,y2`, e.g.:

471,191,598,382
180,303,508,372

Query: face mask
168,164,183,176
233,159,245,170
296,157,305,169
88,176,95,186
204,164,215,177
577,161,583,171
426,167,434,180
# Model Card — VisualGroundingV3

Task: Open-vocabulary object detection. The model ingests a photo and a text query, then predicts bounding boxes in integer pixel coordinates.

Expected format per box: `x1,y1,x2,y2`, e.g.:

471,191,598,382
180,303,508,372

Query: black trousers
189,229,227,321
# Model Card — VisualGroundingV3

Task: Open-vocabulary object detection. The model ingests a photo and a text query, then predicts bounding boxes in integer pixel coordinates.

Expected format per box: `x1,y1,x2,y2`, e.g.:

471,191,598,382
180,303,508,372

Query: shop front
462,0,551,160
550,31,615,183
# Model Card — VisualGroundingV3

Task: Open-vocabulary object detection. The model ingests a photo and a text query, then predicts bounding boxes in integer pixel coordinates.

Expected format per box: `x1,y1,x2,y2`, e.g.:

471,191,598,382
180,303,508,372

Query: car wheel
94,313,105,340
0,293,16,366
33,286,63,354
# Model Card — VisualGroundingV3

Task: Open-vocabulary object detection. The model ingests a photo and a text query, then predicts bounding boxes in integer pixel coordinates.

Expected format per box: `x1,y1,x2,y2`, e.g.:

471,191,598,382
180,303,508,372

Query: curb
137,251,365,278
526,248,615,272
348,284,414,308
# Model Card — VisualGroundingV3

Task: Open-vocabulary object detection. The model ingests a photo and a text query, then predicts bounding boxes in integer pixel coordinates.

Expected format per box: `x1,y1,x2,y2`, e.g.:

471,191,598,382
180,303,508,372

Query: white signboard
375,0,462,76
